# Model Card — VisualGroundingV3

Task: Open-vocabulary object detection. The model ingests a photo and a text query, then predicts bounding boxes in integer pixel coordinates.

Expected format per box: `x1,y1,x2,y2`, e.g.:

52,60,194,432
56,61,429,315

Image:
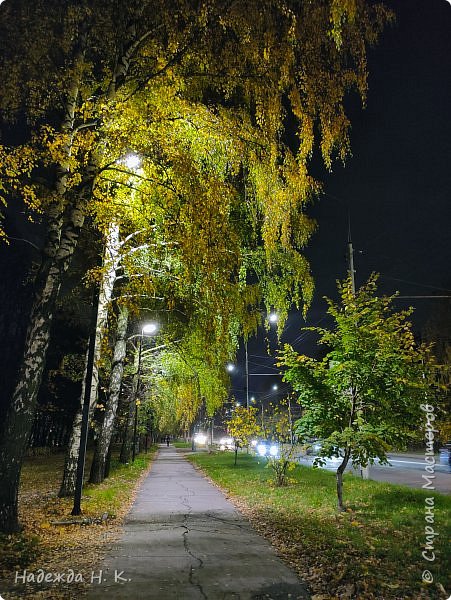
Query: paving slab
85,446,310,600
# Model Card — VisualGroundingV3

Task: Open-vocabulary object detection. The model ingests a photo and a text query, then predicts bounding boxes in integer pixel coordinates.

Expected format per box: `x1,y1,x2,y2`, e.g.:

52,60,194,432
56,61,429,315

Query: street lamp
142,322,158,335
123,152,142,171
245,311,278,410
226,363,235,373
132,321,159,461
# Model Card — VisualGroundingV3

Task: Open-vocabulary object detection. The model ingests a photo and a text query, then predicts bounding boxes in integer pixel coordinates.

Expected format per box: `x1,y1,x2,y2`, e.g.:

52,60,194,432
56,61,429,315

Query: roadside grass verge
0,448,157,599
189,451,450,600
173,441,192,448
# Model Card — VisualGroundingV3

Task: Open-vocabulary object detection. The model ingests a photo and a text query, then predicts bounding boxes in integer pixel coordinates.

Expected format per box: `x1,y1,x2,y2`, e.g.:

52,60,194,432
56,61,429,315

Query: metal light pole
132,335,143,462
132,322,158,462
347,231,369,480
72,286,100,516
245,340,249,409
288,394,294,445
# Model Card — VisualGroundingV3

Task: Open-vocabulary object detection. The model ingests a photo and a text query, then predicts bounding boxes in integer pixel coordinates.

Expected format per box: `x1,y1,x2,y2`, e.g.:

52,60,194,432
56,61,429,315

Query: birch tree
0,0,391,532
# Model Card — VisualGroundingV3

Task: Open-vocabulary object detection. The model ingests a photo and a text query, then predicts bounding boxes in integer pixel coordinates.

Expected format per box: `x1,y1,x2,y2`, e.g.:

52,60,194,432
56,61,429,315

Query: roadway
297,452,451,494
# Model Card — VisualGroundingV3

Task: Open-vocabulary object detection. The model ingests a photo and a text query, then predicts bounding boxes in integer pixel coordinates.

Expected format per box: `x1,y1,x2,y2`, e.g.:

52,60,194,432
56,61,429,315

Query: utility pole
245,340,249,409
347,225,369,480
288,395,293,445
347,221,356,294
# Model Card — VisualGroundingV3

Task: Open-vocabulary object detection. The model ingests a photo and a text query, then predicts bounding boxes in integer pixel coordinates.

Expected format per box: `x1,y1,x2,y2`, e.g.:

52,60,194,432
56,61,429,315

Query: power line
381,276,451,293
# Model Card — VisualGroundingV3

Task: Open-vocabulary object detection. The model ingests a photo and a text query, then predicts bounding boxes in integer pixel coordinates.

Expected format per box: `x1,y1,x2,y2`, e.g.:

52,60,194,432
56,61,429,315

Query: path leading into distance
85,446,310,600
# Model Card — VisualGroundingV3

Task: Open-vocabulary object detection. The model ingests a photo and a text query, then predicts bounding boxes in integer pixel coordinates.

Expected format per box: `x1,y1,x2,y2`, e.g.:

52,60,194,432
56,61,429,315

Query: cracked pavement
85,446,310,599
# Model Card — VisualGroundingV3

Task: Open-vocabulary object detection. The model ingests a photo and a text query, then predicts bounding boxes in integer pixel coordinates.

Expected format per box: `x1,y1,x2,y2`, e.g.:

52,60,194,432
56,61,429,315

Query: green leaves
279,275,446,506
227,406,262,447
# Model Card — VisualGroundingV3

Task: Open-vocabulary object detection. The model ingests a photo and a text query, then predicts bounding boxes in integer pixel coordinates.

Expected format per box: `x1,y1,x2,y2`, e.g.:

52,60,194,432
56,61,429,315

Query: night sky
230,0,451,406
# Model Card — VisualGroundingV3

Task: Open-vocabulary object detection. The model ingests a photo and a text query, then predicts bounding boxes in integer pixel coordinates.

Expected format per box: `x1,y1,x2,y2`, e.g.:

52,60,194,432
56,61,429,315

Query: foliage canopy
279,274,445,508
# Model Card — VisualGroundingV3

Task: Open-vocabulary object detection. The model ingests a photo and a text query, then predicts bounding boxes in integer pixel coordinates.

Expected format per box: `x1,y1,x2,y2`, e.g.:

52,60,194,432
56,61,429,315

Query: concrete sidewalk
85,446,310,600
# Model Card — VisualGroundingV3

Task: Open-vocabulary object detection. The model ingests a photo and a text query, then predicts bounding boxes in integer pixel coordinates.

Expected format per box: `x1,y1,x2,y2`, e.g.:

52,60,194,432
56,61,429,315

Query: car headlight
257,443,267,456
269,445,279,457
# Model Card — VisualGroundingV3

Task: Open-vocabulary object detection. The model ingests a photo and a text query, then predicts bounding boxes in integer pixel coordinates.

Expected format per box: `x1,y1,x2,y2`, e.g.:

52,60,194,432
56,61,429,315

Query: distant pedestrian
166,435,170,447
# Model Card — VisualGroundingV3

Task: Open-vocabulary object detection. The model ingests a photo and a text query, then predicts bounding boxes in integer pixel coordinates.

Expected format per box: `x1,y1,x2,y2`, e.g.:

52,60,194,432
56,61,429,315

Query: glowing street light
123,152,142,171
142,322,158,335
268,312,278,324
226,363,235,373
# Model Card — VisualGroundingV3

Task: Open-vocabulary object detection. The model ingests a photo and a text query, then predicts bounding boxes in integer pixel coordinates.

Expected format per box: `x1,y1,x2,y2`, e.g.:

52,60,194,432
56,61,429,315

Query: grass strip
189,451,450,599
173,441,192,448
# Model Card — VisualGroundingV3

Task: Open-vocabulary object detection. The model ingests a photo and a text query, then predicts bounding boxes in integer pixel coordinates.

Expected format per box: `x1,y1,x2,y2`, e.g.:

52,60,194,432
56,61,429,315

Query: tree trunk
120,344,140,464
336,448,351,512
336,469,345,512
104,443,113,479
120,398,136,464
59,223,120,496
89,305,129,483
0,199,88,531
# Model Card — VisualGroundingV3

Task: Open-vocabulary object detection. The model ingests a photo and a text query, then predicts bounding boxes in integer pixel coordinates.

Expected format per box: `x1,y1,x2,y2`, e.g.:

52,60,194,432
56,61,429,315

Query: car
217,436,234,451
254,440,280,458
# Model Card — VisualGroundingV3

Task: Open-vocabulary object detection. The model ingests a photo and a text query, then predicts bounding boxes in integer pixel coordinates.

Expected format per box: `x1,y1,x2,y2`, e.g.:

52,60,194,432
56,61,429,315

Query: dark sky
230,0,451,405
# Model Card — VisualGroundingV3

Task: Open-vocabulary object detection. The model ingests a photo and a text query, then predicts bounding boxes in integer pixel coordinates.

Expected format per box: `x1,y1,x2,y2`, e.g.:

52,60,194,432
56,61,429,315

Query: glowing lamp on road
194,433,207,445
269,445,279,457
257,444,267,457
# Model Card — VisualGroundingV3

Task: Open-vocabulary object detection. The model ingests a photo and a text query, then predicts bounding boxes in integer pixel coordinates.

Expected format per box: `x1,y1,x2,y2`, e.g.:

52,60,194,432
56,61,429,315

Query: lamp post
132,322,158,462
245,312,278,410
226,312,278,413
71,285,100,516
245,340,249,409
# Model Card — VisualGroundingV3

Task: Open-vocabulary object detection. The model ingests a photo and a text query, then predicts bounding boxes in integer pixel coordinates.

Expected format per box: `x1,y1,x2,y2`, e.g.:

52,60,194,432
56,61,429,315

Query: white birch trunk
59,223,120,497
89,305,129,483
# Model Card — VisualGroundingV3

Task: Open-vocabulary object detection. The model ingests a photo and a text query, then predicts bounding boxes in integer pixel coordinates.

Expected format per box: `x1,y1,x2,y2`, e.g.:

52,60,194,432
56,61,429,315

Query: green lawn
189,452,450,599
173,441,192,448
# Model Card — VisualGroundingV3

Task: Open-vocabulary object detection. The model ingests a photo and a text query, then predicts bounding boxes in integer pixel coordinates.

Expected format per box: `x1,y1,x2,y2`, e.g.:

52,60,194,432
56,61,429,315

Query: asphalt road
297,453,451,494
85,446,310,600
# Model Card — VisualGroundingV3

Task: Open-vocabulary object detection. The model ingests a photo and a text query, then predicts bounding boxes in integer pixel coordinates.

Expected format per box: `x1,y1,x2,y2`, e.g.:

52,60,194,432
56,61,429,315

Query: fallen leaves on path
0,451,155,599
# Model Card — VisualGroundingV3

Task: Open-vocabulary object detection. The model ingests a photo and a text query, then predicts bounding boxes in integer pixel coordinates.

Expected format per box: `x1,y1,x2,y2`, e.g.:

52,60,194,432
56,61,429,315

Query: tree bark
104,443,113,479
0,200,88,531
336,447,351,512
89,305,129,483
59,223,120,496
